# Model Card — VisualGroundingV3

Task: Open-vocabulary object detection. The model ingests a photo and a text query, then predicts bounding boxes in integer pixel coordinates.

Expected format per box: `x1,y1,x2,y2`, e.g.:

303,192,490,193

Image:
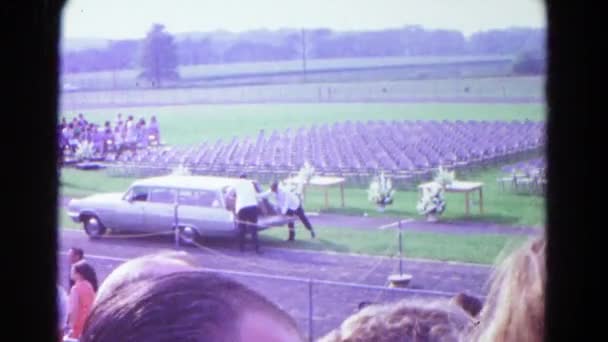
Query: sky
62,0,546,40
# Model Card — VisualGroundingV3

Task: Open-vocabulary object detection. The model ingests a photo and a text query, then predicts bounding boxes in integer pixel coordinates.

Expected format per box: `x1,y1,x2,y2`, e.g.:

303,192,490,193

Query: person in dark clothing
67,247,84,289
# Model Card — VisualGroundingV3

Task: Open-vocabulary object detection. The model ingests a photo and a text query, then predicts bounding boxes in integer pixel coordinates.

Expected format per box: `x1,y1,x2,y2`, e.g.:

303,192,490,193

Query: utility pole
301,29,307,82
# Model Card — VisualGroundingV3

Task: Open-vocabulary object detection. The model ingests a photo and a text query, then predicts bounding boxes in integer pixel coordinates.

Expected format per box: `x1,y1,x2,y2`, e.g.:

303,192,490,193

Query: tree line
61,25,546,74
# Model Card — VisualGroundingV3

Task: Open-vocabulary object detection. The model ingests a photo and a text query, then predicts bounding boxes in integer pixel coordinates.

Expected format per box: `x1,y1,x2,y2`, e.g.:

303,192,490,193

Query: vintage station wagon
67,175,295,243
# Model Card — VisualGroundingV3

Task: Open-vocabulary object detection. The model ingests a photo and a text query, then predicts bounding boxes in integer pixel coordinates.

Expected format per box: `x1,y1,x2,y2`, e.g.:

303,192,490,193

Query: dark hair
452,293,483,318
81,271,301,342
239,173,247,179
70,247,84,260
73,261,98,292
271,181,279,191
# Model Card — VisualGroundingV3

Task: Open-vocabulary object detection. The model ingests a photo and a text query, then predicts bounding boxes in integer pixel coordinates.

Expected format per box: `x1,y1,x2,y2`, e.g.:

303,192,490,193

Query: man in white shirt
263,181,316,241
227,175,263,253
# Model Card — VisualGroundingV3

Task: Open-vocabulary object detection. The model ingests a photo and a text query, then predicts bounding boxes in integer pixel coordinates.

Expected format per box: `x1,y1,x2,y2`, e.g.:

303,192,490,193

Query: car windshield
123,186,148,202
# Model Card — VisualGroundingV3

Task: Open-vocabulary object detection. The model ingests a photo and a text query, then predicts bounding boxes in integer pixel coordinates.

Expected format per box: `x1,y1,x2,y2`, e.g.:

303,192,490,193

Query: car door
177,188,235,235
110,186,147,231
143,187,177,232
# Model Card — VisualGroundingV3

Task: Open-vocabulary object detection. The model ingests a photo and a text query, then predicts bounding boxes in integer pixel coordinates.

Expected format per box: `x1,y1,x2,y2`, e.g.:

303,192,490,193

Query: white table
418,181,484,216
284,176,346,209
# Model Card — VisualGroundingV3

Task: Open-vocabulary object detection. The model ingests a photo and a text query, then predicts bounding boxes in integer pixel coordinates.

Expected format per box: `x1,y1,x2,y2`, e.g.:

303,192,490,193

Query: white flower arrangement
434,166,456,188
74,141,95,161
416,182,446,217
368,172,395,206
170,164,191,176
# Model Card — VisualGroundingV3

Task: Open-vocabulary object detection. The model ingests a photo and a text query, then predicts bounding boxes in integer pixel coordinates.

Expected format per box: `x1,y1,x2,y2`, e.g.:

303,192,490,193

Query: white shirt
125,121,136,143
232,180,259,213
260,187,301,215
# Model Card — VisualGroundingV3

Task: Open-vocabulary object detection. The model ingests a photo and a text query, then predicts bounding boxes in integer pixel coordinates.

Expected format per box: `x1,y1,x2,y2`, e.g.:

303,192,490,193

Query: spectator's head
319,298,469,342
71,261,98,291
239,173,248,179
95,251,197,304
82,271,304,342
68,247,84,264
271,181,279,193
151,116,156,122
466,237,546,342
104,121,110,127
78,113,84,119
451,293,483,318
128,115,133,121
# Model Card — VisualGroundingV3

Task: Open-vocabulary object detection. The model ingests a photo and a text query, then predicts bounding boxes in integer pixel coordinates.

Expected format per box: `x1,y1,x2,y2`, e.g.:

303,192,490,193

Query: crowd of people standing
57,112,162,162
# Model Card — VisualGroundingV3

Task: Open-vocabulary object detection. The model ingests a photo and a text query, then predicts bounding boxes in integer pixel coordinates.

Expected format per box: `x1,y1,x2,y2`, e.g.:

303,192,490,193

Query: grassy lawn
60,102,545,146
60,162,545,227
59,206,526,265
260,227,528,265
300,167,544,227
58,101,544,264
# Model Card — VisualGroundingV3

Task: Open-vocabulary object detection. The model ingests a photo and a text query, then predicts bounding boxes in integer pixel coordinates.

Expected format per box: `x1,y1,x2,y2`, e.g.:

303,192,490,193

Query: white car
67,175,294,243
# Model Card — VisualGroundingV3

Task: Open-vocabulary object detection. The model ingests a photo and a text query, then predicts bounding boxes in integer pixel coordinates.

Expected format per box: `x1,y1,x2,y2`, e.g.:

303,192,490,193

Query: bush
512,51,546,75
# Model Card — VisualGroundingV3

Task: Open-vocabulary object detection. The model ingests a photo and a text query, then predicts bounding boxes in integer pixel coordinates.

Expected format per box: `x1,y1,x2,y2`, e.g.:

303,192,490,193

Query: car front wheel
83,215,106,239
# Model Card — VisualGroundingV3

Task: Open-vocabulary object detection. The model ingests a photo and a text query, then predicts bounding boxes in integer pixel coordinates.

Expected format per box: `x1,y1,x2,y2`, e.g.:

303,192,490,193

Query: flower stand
388,274,413,288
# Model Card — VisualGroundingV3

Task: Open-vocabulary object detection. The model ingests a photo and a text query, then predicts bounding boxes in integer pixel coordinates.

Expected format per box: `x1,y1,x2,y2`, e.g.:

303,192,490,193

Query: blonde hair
95,251,198,305
319,298,470,342
467,237,546,342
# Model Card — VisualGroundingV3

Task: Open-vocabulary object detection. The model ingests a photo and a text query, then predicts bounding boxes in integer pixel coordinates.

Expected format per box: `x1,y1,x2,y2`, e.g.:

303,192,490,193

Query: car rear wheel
83,215,106,239
176,226,199,246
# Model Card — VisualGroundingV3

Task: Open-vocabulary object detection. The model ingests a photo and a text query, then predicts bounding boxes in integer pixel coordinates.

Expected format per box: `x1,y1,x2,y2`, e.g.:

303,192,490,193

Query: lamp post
385,218,414,288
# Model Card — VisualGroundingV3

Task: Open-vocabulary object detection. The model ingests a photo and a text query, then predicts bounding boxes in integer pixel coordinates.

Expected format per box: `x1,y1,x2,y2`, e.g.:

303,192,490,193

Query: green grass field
59,101,545,264
60,163,544,228
60,102,545,145
59,206,526,265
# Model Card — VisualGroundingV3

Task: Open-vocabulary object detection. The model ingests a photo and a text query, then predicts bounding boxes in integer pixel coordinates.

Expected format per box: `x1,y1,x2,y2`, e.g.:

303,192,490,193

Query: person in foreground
319,298,471,342
81,253,305,342
319,236,546,342
66,261,97,340
94,250,197,304
464,237,546,342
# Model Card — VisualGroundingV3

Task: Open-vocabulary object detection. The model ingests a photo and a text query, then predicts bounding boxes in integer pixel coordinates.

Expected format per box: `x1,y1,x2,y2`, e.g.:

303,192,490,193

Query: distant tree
107,40,139,69
138,24,179,87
